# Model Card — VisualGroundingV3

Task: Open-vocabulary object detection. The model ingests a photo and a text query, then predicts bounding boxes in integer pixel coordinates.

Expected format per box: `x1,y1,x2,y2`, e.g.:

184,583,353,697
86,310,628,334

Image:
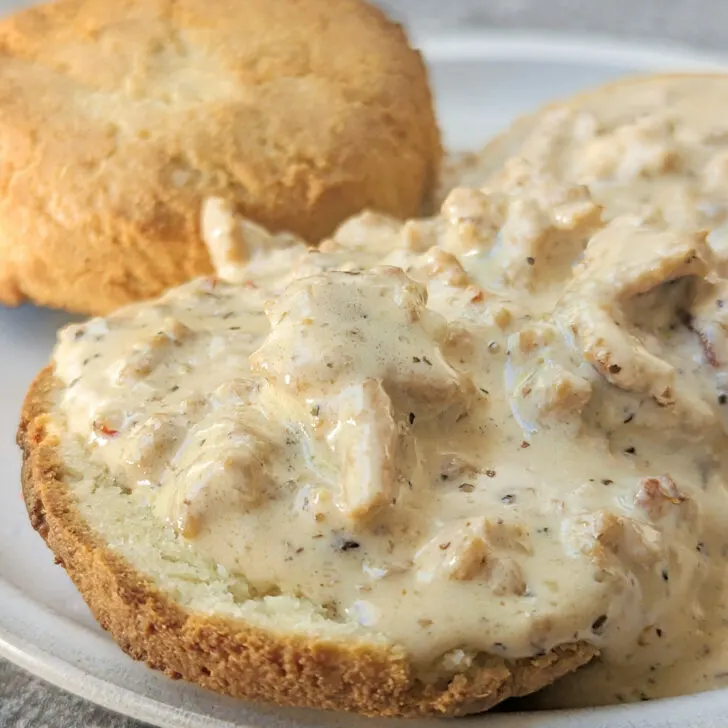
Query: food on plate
441,71,728,708
442,73,728,242
20,138,728,712
0,0,440,315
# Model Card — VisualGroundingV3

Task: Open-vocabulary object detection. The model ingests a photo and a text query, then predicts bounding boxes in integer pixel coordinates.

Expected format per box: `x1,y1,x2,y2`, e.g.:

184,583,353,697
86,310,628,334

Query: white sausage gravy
52,80,728,705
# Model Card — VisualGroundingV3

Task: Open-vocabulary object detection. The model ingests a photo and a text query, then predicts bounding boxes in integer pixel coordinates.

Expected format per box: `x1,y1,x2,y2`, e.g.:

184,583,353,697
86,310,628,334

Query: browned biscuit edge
17,366,596,717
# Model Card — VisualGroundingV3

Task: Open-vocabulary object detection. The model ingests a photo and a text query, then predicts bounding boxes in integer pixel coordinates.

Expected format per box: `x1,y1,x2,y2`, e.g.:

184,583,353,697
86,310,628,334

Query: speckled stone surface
0,661,149,728
0,0,723,726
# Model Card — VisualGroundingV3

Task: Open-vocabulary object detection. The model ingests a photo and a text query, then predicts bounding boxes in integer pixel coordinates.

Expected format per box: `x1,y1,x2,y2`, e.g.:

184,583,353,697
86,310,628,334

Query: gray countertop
380,0,728,52
1,0,724,726
0,662,147,728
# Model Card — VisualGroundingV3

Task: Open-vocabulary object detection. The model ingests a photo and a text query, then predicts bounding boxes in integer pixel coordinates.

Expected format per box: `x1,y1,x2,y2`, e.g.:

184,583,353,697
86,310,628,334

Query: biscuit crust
0,0,441,314
18,366,596,717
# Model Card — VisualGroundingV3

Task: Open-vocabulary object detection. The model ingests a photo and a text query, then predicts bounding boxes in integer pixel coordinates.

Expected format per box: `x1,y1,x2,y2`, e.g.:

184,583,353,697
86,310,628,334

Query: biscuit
0,0,440,314
18,366,596,717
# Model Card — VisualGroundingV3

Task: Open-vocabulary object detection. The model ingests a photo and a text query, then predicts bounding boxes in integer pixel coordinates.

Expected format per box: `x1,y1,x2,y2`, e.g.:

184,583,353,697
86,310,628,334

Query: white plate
2,30,728,728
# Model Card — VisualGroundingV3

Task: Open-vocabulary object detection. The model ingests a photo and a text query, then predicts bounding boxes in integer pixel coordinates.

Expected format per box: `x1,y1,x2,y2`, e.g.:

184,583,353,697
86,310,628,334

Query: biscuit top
0,0,440,313
1,0,422,98
52,165,728,701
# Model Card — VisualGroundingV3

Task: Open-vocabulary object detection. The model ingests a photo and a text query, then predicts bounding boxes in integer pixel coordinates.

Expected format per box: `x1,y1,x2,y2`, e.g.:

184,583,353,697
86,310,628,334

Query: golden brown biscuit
0,0,440,314
18,366,596,717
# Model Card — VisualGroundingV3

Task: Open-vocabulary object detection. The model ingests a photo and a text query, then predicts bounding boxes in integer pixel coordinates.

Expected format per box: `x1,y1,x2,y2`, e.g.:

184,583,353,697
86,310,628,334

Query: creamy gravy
53,151,728,705
440,74,728,706
442,76,728,241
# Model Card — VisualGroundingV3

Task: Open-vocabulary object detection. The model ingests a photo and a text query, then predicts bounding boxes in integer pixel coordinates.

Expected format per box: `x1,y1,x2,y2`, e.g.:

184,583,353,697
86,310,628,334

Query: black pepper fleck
719,393,727,405
661,568,669,582
591,614,608,634
609,364,622,374
601,479,614,486
625,446,636,455
623,413,635,424
501,494,515,504
486,469,496,478
334,538,360,552
408,412,416,425
526,256,535,265
422,356,432,366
